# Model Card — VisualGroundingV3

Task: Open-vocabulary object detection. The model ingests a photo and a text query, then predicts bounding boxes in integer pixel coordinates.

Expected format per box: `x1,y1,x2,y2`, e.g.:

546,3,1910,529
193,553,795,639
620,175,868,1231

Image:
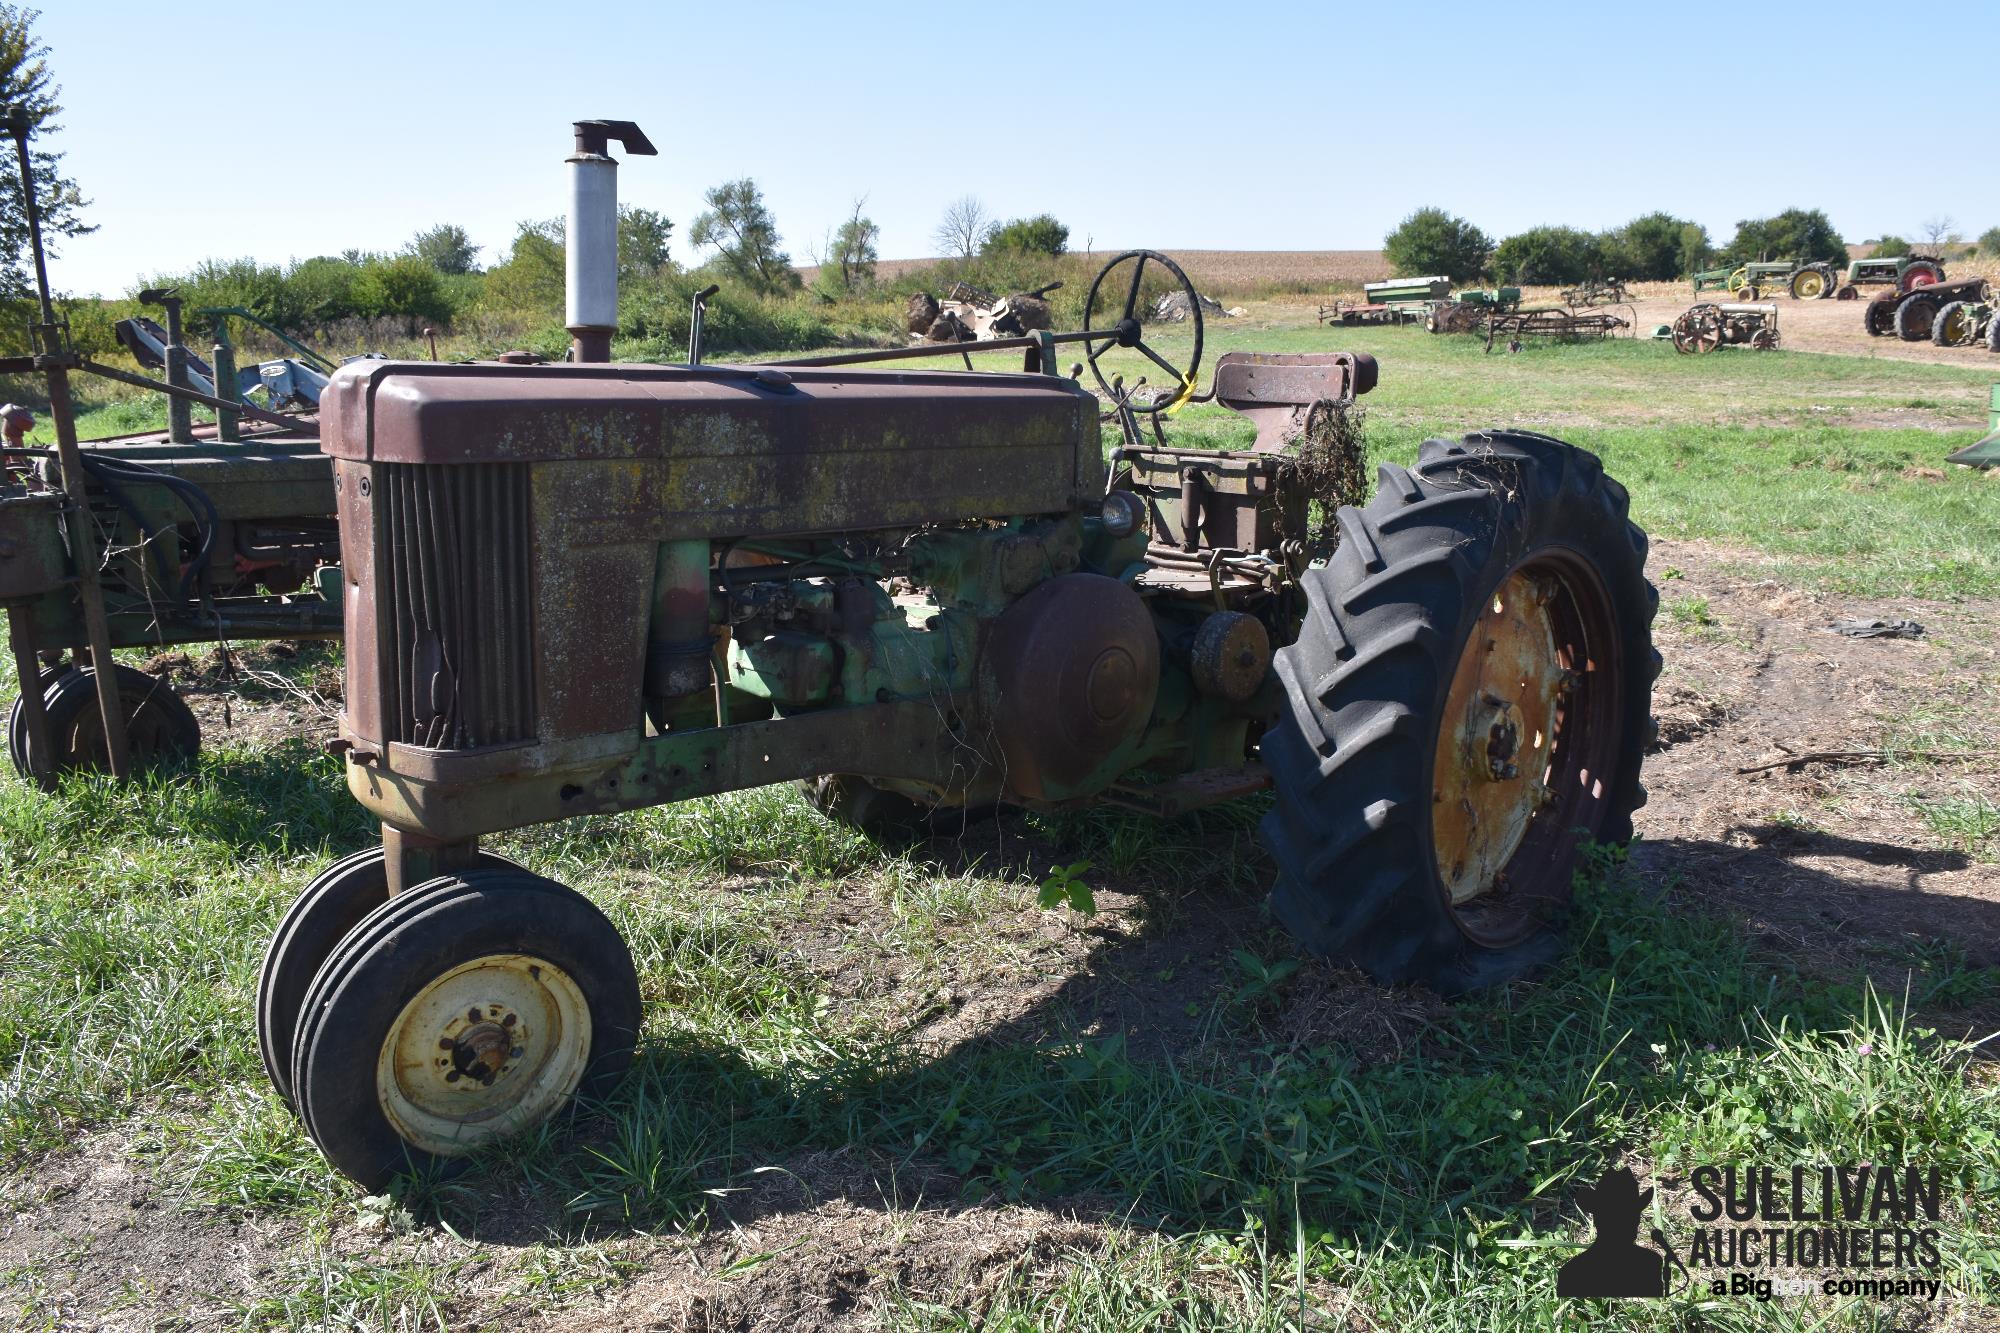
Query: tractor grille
376,462,535,749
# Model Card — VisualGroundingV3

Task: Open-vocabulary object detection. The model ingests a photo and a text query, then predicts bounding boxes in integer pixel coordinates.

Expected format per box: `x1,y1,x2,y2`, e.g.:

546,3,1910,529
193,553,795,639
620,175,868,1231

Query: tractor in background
1835,253,1945,301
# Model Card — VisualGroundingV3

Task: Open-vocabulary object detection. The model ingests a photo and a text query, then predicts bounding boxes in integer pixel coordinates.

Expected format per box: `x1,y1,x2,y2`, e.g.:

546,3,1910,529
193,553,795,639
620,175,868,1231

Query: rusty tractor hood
318,358,1101,473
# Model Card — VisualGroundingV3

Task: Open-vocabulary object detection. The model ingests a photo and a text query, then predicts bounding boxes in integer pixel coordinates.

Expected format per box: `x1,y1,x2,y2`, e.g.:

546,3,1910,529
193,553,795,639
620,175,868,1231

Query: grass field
3,313,1998,1329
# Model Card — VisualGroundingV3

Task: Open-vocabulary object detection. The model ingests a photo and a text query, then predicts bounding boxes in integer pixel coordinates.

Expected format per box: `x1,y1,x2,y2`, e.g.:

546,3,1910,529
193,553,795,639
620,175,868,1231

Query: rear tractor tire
288,867,641,1192
1863,296,1899,337
1259,433,1657,995
1932,301,1975,347
1790,267,1830,301
1901,262,1942,292
1988,310,2000,354
7,663,200,787
1894,293,1942,342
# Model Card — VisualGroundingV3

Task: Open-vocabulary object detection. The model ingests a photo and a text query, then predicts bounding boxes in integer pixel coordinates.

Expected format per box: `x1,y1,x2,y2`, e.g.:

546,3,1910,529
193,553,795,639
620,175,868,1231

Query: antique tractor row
234,127,1662,1191
1691,255,1944,302
1671,302,1779,353
1863,278,1994,342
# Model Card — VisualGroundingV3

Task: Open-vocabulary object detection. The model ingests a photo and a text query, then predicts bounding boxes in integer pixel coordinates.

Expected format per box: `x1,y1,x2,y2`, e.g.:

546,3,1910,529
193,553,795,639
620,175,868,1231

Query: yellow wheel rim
1941,310,1968,344
376,953,592,1157
1795,271,1824,299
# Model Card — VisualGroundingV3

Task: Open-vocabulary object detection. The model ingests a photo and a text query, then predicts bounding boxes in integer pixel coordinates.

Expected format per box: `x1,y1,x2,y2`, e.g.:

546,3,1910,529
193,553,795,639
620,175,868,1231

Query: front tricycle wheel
1259,432,1658,993
289,867,640,1191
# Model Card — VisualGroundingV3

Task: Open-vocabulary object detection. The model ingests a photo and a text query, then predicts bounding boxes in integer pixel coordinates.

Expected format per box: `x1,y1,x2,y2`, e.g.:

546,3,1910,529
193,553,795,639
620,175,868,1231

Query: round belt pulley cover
982,573,1159,801
1190,611,1271,703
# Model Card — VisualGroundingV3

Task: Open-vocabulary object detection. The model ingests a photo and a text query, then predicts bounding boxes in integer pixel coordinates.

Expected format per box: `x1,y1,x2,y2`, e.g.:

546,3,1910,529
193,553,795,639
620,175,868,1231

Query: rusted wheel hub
1430,557,1619,938
377,952,591,1156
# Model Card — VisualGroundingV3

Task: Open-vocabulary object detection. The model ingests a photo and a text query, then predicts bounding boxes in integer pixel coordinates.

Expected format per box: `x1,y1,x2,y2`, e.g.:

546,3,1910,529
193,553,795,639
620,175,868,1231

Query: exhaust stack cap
565,119,655,362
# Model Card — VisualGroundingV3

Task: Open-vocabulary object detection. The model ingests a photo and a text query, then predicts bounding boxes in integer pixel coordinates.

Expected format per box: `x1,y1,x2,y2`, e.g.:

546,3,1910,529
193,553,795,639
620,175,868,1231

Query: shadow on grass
411,830,2000,1274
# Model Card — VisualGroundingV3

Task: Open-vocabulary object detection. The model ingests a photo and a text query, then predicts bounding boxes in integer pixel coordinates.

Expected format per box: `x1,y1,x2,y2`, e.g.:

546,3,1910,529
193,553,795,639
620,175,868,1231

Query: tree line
1384,206,2000,287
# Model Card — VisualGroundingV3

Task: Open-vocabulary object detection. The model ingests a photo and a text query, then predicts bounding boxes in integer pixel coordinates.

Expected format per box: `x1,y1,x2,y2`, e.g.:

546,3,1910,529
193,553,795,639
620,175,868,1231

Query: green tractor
1834,253,1945,301
1691,260,1839,301
1932,297,1997,350
249,123,1665,1192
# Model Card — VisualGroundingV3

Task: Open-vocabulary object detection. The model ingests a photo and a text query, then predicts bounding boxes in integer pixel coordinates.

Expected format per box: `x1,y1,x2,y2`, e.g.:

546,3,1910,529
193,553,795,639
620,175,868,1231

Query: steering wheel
1082,250,1204,416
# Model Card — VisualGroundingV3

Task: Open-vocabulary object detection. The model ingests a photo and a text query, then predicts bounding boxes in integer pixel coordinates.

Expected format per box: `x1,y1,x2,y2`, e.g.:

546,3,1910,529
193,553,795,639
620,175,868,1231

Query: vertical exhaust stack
565,120,656,364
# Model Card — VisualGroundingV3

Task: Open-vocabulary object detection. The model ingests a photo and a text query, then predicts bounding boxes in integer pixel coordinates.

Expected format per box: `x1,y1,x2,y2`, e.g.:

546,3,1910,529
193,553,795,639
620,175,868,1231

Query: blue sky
38,0,2000,296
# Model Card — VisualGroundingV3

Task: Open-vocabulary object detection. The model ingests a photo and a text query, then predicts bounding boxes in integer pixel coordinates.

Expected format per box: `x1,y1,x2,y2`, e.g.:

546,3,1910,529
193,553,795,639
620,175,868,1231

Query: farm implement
0,112,344,786
1945,385,2000,466
1478,305,1630,350
1560,278,1629,307
1319,275,1450,326
1671,302,1779,353
1425,287,1524,334
255,120,1661,1190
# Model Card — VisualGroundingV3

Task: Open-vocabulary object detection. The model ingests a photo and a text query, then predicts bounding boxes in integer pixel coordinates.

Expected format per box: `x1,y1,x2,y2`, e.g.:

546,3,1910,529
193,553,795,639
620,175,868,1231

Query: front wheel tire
1258,433,1658,994
257,845,525,1109
290,867,640,1191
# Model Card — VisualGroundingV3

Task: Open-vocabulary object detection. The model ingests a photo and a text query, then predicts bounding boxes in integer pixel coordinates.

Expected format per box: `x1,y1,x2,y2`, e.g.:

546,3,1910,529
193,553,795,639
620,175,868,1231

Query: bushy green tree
481,219,565,316
1382,208,1491,282
140,258,298,328
1491,226,1604,285
409,224,478,275
814,199,879,298
353,255,452,333
285,256,365,327
1979,226,2000,257
1868,235,1910,257
691,178,797,295
1605,212,1709,280
0,5,88,301
617,205,672,288
1723,209,1845,265
983,214,1068,258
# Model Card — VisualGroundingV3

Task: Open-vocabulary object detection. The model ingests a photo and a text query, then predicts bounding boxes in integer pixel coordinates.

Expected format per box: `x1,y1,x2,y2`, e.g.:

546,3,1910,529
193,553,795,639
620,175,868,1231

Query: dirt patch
0,1132,307,1328
140,640,339,753
1277,966,1447,1064
524,1164,1106,1332
1636,538,2000,998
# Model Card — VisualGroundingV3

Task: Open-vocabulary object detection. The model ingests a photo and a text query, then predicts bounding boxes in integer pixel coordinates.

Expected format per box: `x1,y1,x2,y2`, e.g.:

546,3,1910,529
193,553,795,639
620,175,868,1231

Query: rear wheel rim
377,953,592,1157
1796,272,1824,298
1431,553,1620,947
